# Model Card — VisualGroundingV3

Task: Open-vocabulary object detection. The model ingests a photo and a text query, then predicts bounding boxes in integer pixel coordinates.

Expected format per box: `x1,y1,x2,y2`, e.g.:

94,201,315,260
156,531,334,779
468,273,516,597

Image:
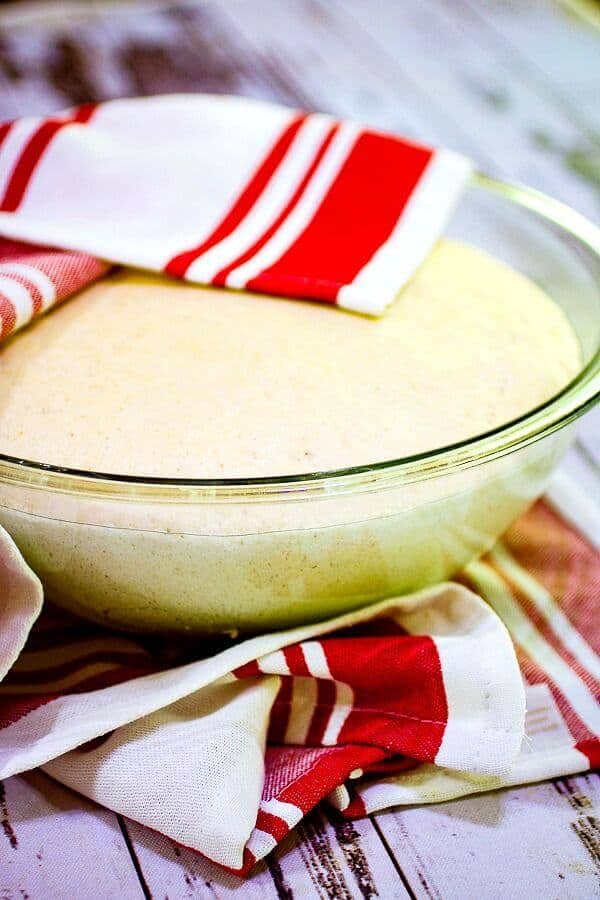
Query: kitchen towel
0,237,109,341
0,476,597,876
0,93,471,328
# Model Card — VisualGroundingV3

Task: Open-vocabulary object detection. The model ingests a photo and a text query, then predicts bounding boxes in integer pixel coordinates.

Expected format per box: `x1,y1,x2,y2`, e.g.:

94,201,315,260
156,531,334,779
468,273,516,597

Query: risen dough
0,240,580,477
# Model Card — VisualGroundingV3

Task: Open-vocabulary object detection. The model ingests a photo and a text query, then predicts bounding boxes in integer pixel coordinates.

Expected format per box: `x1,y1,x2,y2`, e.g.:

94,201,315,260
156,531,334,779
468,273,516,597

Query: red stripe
276,744,386,814
576,739,600,769
233,659,261,679
470,525,599,746
236,848,256,877
212,122,339,286
247,132,433,300
503,501,600,656
0,120,13,149
283,644,311,677
164,114,307,279
268,676,294,744
340,793,368,818
325,634,448,762
361,755,418,777
72,103,98,123
332,617,409,639
305,679,337,746
2,271,44,313
0,694,53,729
254,809,290,843
487,556,599,694
0,106,97,213
1,120,66,212
0,295,16,339
516,645,595,746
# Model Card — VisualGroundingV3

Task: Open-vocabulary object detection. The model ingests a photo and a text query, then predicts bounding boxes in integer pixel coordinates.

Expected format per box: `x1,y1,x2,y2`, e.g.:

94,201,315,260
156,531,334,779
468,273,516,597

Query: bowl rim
0,173,598,501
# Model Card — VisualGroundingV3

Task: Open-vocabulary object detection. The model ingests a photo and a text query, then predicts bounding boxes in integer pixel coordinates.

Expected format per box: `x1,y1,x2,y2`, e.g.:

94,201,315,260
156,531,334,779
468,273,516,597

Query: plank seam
369,814,419,900
575,438,600,479
323,0,498,168
117,815,153,900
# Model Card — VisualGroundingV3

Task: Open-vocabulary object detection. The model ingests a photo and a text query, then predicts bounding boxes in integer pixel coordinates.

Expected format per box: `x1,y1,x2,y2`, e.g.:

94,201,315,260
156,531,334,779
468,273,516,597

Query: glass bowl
0,174,598,633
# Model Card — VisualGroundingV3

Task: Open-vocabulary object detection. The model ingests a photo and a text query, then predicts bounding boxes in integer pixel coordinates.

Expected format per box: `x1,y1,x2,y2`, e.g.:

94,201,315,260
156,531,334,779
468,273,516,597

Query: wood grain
374,773,600,900
338,0,599,218
0,772,144,899
124,806,408,899
463,0,600,130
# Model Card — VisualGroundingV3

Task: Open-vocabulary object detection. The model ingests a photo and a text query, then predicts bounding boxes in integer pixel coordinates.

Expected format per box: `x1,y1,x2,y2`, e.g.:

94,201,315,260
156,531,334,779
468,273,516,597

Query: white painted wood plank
0,772,144,900
572,85,600,138
0,27,81,119
124,807,408,899
559,444,600,506
375,772,600,900
576,406,600,469
556,407,600,499
215,0,455,144
336,0,599,218
462,0,600,129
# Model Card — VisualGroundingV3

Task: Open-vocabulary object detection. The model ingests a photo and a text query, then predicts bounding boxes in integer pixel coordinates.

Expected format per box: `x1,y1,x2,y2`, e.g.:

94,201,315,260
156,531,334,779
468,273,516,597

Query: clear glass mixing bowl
0,174,598,633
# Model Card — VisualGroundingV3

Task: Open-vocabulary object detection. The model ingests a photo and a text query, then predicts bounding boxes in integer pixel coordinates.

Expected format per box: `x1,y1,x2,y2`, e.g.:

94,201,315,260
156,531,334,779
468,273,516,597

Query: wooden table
0,1,598,896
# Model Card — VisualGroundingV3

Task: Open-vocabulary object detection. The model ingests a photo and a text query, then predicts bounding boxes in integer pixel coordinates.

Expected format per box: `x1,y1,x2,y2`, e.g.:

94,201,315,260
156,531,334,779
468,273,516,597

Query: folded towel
0,237,108,341
0,481,597,875
0,94,471,324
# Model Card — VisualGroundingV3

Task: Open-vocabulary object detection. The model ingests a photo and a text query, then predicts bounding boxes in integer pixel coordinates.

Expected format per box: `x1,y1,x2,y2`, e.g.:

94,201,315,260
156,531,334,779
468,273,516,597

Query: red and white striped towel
0,478,597,876
0,94,471,325
0,238,109,341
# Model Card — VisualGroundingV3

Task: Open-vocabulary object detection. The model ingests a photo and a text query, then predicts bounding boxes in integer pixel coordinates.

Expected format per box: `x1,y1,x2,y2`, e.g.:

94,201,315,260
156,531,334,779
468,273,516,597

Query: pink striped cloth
0,238,109,340
0,484,598,876
0,94,471,324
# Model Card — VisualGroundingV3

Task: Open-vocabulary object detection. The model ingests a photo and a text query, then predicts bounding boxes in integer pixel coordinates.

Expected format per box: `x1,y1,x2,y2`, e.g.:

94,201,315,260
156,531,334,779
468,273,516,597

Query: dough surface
0,240,580,477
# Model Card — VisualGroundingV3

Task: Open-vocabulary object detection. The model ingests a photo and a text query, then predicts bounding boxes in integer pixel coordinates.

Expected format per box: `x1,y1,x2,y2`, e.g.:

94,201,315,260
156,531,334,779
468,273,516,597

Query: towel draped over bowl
0,93,471,336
